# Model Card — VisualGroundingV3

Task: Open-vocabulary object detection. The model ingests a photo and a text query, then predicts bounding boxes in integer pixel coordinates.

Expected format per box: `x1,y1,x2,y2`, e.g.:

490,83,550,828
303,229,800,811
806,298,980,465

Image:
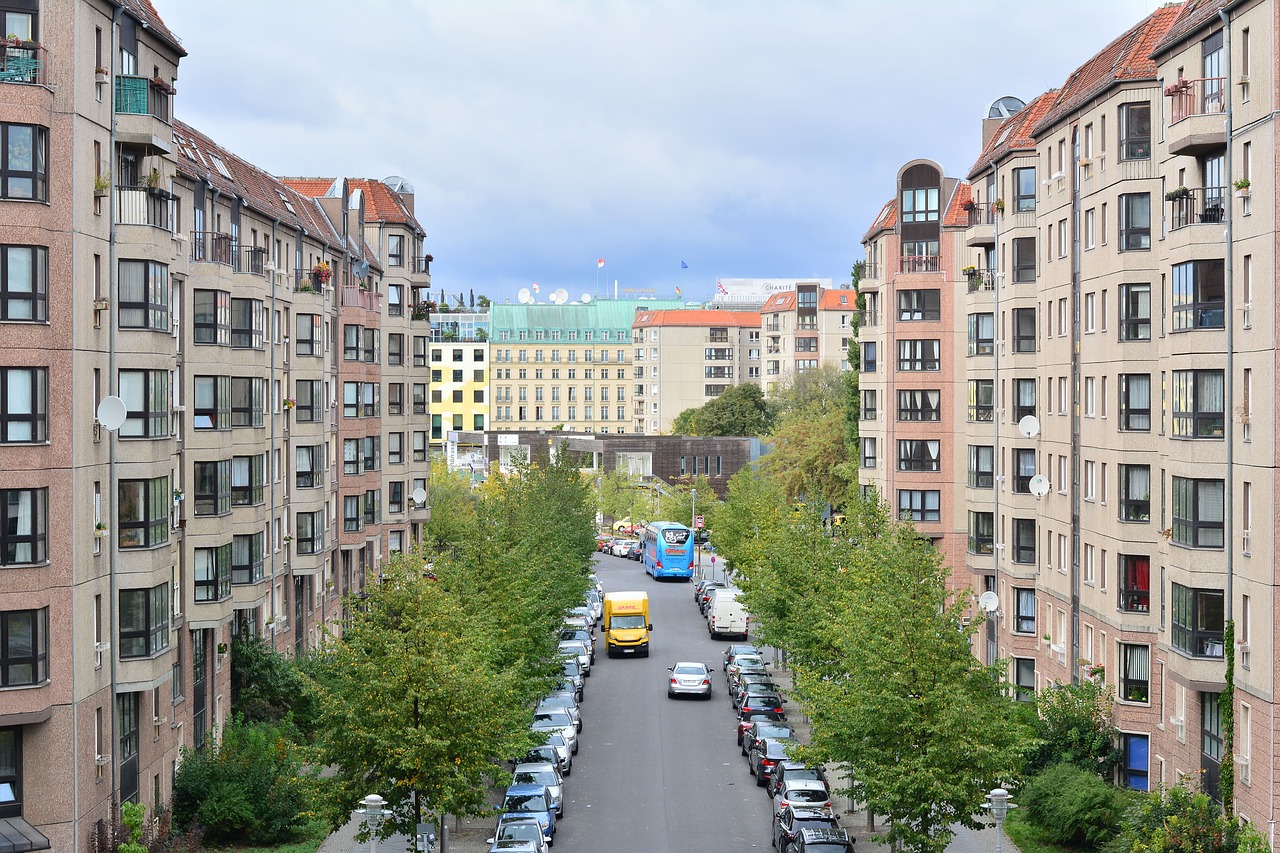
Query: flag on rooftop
675,286,682,297
680,261,688,269
597,258,605,268
532,282,540,293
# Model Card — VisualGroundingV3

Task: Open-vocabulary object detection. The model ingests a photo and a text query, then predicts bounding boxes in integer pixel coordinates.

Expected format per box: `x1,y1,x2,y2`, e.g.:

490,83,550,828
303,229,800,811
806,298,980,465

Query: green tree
1023,678,1122,778
760,404,854,507
423,460,479,553
596,467,646,524
671,383,772,436
1020,763,1130,848
230,633,318,736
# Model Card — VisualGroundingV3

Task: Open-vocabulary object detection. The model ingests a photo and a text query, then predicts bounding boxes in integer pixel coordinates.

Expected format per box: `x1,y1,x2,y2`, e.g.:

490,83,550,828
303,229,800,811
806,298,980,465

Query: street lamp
357,793,388,853
690,489,698,573
982,787,1016,853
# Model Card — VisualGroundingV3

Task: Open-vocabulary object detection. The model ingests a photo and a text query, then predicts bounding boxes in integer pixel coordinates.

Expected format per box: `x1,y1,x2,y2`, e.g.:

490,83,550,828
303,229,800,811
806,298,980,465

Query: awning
0,818,51,853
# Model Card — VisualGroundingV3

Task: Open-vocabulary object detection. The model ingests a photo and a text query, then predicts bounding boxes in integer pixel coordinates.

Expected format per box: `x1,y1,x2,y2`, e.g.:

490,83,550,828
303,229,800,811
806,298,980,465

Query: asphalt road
538,551,773,852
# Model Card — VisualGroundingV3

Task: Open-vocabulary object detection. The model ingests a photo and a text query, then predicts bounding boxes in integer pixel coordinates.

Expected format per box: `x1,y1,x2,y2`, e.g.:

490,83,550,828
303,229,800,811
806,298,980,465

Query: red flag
532,282,540,293
597,259,605,268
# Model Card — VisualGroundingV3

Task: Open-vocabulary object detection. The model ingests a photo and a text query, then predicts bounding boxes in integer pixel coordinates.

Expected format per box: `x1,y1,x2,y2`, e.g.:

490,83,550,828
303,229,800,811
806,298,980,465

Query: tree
671,383,772,436
230,633,318,735
759,366,857,507
596,467,647,524
423,460,479,553
1023,678,1122,778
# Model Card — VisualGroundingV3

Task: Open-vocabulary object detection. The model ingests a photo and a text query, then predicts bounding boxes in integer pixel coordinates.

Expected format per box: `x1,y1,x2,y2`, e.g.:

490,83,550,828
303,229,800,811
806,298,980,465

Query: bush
172,716,315,846
1024,680,1122,778
1021,763,1130,848
1105,782,1271,853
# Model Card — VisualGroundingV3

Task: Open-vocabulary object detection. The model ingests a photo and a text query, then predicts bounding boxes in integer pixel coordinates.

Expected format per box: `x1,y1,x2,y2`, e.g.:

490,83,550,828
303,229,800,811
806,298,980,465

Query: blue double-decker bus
643,521,694,580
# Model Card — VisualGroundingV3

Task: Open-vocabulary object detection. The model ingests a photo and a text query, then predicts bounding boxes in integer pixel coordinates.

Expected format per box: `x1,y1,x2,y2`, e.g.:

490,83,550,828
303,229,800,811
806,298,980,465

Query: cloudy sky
161,0,1161,305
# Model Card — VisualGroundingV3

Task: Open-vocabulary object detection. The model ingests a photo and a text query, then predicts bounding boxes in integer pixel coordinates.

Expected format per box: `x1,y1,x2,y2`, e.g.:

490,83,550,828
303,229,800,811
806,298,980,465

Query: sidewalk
316,812,494,853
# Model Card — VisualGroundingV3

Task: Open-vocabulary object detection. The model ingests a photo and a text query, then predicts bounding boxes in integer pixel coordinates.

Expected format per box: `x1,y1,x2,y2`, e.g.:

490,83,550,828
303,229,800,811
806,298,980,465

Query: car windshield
788,788,828,803
498,823,543,844
758,724,792,738
673,665,705,675
544,733,566,747
734,656,764,668
541,695,573,710
534,712,572,727
514,770,556,786
504,794,548,812
610,614,646,629
766,741,793,758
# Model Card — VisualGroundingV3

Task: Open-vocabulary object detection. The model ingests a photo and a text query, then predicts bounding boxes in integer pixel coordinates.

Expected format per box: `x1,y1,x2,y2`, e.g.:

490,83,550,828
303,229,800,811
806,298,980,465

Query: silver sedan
667,662,713,699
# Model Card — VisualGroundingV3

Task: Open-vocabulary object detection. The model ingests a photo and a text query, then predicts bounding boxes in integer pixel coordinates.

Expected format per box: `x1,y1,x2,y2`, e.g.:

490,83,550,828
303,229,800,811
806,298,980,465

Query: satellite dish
987,95,1027,119
978,591,1000,613
581,293,592,303
411,487,427,507
554,288,569,305
1028,475,1051,497
517,287,533,305
353,260,370,280
96,396,127,432
1017,415,1041,438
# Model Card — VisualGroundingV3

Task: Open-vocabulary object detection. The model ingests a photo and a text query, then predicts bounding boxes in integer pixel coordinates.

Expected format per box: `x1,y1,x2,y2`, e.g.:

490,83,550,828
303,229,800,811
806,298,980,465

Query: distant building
426,311,490,450
760,284,859,394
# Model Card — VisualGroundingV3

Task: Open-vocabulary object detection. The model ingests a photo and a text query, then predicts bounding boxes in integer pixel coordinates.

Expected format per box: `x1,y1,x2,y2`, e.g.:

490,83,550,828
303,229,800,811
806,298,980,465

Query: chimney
981,116,1005,150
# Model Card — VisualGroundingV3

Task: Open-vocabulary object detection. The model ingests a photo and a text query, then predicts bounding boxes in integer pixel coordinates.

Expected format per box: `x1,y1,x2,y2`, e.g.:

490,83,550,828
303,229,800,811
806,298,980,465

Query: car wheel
756,772,767,787
667,689,674,698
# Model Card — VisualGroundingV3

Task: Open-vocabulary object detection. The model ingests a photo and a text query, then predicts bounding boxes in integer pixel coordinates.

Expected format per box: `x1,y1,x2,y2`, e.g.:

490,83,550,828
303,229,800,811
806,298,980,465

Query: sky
160,0,1163,306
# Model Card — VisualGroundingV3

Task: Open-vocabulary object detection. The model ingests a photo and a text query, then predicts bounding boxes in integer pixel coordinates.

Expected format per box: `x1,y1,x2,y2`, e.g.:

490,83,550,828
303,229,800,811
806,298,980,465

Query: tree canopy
671,382,772,436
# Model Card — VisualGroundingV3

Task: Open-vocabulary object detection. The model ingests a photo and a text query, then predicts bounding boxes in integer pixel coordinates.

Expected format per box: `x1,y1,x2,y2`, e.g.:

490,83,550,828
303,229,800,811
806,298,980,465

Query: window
387,284,403,316
363,489,381,526
899,187,939,222
343,494,364,532
1013,658,1036,702
194,460,230,516
1119,465,1151,522
1119,102,1150,160
1172,584,1224,658
119,584,169,658
296,510,324,555
1012,237,1036,282
0,489,44,565
968,445,993,488
1171,260,1225,331
897,490,939,522
1013,588,1035,634
1172,477,1224,548
362,436,380,472
117,369,167,439
193,375,230,430
1119,193,1151,250
1013,167,1035,212
1123,734,1149,791
119,260,169,330
230,298,264,349
1119,374,1151,431
118,477,168,548
0,367,45,442
0,608,47,686
230,377,264,428
860,437,876,469
0,244,47,321
294,380,322,423
861,342,876,372
295,314,321,356
861,390,877,420
387,383,403,416
231,533,264,585
1120,555,1150,612
898,440,940,472
343,325,360,361
295,445,322,489
1012,449,1036,493
413,336,427,367
1171,370,1224,438
230,454,264,506
386,334,403,366
1012,308,1036,353
412,383,427,415
898,289,940,320
1013,378,1035,420
967,313,994,356
194,545,231,602
1012,518,1036,564
1120,644,1150,702
898,339,940,371
967,379,993,422
967,511,993,554
898,389,940,421
1119,284,1150,340
387,234,404,267
0,123,48,201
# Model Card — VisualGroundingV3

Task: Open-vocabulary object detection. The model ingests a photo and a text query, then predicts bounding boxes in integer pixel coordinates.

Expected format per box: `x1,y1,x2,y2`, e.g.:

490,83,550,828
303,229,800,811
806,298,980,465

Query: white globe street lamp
982,787,1016,853
357,793,388,853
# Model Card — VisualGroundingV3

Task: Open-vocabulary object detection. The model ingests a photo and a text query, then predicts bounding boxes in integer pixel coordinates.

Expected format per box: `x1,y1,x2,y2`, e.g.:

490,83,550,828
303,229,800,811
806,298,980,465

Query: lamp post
690,489,698,574
357,793,388,853
982,787,1016,853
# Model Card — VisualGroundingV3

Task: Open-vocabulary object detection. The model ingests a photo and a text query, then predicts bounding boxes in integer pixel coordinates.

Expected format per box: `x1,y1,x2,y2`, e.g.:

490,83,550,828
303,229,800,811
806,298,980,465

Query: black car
737,708,786,745
743,720,794,757
627,541,642,560
768,760,830,797
749,736,795,785
740,691,785,716
773,806,842,851
784,826,854,853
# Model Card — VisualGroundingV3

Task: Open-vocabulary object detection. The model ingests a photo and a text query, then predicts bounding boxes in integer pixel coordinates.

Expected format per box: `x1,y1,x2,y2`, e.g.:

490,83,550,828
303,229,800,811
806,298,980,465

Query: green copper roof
490,299,684,337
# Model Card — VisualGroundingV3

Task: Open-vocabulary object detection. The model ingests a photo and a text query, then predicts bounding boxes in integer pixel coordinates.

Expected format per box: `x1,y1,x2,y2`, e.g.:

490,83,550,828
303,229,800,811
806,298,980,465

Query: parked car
560,628,595,663
537,695,582,732
596,535,613,552
723,643,761,671
515,744,561,772
558,640,591,675
782,826,853,853
731,671,779,703
743,720,794,757
611,538,636,558
487,836,543,853
666,661,713,699
584,590,603,624
749,737,795,785
740,691,786,716
737,708,787,746
774,778,833,816
768,760,830,798
559,659,584,700
698,582,727,614
726,654,766,682
496,784,556,845
738,684,787,716
568,605,595,632
532,709,579,754
773,805,842,852
626,540,643,560
588,573,603,597
540,732,572,776
487,817,550,853
512,761,565,817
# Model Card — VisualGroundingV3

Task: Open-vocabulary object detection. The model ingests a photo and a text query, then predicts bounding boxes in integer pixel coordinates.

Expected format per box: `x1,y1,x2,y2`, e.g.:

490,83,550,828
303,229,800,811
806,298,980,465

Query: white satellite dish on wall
552,288,569,305
1028,475,1051,497
96,396,127,432
978,591,1000,613
411,487,427,507
581,293,592,304
517,287,533,305
1017,415,1041,438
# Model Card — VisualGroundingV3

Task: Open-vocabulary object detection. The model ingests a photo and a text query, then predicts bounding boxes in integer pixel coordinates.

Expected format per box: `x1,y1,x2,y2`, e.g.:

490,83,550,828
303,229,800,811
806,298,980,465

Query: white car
611,538,635,557
558,640,591,676
532,709,579,754
512,761,565,817
773,778,833,816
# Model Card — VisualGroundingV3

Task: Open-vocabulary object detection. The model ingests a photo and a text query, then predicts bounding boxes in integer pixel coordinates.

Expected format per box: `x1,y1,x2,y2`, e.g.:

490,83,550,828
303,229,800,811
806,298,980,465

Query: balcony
0,43,45,85
114,75,173,153
899,255,939,274
861,262,880,281
1165,78,1226,156
411,255,432,275
115,186,167,228
1120,588,1150,613
191,230,234,265
964,271,996,293
239,245,266,276
1166,186,1226,230
294,268,323,294
964,204,996,247
341,285,382,312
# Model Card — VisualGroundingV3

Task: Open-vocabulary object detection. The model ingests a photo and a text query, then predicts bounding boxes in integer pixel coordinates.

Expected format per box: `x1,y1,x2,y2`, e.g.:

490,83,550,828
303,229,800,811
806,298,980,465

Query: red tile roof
967,91,1056,177
279,178,338,199
119,0,186,56
1151,0,1227,58
761,292,796,312
350,179,423,231
819,289,859,310
860,200,897,244
1033,5,1182,135
943,183,972,227
632,309,761,328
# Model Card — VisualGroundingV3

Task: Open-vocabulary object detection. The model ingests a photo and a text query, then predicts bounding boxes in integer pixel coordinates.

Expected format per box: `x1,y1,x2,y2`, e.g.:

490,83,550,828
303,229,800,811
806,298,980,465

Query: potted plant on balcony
1163,77,1192,97
962,198,977,212
145,168,161,189
1234,178,1251,198
1165,186,1192,201
992,198,1005,214
93,175,110,197
94,65,109,84
311,261,332,287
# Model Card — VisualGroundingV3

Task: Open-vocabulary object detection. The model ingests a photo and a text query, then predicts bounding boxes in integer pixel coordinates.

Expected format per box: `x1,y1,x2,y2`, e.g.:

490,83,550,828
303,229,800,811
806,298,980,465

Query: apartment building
0,3,433,849
488,299,681,434
759,282,859,394
860,0,1279,817
630,309,761,434
427,310,490,451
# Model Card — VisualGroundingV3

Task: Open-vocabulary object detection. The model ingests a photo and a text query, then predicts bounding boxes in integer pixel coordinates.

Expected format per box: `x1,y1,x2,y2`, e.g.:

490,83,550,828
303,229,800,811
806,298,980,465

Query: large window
193,375,230,430
231,532,264,585
1123,734,1150,791
295,313,321,357
0,244,47,321
118,477,168,548
1119,465,1151,522
898,339,940,371
897,389,940,421
296,510,325,555
1119,193,1151,250
1171,370,1224,438
119,260,169,331
230,298,264,349
861,390,877,420
343,494,364,532
900,187,939,223
1172,584,1224,658
1120,643,1150,702
1171,260,1224,331
343,382,379,418
1119,374,1150,431
967,379,993,422
231,454,264,506
1013,378,1036,421
1120,284,1151,341
861,342,876,373
1012,308,1036,353
897,490,939,523
0,608,47,687
1012,448,1036,493
294,380,322,423
1012,237,1036,282
898,440,940,472
1172,477,1224,548
1013,167,1036,212
0,367,45,442
860,437,876,469
194,545,231,603
967,313,994,356
194,460,230,516
898,289,940,321
1013,658,1035,702
119,583,169,658
1120,555,1150,612
193,290,230,345
230,377,264,428
967,511,993,554
0,489,44,566
1119,102,1150,161
1013,588,1035,634
0,123,47,201
967,445,993,488
295,445,323,489
1012,518,1036,564
118,369,167,439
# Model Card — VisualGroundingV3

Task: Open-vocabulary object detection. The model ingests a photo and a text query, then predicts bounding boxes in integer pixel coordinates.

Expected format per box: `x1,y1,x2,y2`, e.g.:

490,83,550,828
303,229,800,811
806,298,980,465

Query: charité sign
711,278,832,303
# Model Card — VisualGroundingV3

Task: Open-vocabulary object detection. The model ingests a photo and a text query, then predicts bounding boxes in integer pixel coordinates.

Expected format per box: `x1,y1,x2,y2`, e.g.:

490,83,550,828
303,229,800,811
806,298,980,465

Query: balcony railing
1167,186,1227,230
114,75,172,123
966,204,996,226
294,268,323,294
1167,77,1226,123
115,186,167,227
1120,589,1150,613
411,256,432,274
341,285,381,311
239,245,266,276
900,255,940,273
861,262,880,280
190,230,234,265
965,271,996,293
0,44,46,85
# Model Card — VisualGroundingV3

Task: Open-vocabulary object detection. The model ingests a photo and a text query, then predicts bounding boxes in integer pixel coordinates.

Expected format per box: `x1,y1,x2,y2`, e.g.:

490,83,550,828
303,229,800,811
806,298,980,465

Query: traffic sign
694,515,704,529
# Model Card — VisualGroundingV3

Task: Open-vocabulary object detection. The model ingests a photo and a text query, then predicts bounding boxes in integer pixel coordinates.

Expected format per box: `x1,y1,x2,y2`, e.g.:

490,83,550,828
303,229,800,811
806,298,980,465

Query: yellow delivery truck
603,591,651,657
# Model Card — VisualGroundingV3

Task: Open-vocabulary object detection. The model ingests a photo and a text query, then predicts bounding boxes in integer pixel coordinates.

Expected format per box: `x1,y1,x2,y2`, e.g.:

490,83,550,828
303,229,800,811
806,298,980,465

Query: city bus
643,521,694,580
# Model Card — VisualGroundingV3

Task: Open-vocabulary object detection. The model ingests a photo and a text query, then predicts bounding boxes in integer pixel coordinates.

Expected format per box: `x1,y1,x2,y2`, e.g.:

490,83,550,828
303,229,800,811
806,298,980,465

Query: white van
708,592,749,639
